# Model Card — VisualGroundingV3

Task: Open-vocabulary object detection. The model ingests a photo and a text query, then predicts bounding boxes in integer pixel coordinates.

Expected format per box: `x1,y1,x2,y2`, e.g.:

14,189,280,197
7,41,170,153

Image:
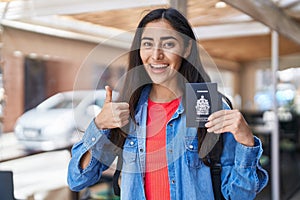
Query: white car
14,90,117,151
73,89,119,132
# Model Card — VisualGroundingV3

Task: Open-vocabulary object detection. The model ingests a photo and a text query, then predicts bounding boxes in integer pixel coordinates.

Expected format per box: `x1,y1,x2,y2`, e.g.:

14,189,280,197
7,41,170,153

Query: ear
183,40,192,59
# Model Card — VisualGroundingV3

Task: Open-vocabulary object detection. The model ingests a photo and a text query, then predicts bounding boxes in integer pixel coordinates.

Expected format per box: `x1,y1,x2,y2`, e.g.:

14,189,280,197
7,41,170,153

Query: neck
150,84,182,103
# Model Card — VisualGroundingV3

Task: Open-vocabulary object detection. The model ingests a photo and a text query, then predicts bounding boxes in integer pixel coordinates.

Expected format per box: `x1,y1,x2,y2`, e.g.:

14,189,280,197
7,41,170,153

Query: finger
112,117,129,128
105,85,113,103
207,111,240,131
119,110,130,118
118,119,129,128
210,110,246,129
207,118,236,133
115,102,130,109
120,112,130,121
111,109,130,120
207,112,235,126
208,109,236,121
111,103,130,116
211,123,233,134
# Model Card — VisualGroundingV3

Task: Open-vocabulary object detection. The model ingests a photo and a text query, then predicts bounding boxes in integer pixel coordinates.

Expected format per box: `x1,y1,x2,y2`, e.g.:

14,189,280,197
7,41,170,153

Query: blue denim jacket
67,86,268,200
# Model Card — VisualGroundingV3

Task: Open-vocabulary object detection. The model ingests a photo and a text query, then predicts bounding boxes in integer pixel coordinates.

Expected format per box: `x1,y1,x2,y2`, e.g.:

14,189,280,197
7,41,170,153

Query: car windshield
37,92,85,110
51,99,82,109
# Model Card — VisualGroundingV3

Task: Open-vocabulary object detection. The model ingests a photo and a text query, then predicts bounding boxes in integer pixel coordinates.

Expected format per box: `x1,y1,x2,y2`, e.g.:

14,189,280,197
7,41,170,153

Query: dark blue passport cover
186,83,222,127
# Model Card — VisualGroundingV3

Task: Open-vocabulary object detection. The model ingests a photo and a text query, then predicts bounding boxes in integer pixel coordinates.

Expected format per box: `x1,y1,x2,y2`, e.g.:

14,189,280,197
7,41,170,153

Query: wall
1,26,127,132
239,55,300,111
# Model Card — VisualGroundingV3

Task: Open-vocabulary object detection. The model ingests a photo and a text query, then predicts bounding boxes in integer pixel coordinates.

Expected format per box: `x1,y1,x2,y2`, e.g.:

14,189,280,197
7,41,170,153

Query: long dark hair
110,8,212,156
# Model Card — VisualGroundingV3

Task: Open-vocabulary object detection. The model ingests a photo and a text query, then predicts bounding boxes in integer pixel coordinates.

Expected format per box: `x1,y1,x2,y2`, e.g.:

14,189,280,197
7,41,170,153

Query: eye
141,41,153,49
162,41,175,49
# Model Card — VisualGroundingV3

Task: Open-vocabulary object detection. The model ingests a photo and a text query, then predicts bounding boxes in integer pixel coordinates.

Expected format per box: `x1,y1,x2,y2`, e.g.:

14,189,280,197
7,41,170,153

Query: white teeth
150,64,168,69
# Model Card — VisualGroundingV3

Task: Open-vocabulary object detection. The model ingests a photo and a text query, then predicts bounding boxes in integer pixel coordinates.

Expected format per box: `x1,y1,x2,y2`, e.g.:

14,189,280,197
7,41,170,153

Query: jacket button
92,137,96,142
171,180,175,184
139,148,144,152
130,141,134,146
189,144,194,149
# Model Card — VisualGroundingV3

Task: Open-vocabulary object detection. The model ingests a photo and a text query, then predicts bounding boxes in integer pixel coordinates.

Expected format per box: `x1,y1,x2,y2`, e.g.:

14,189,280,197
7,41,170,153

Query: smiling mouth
150,64,169,69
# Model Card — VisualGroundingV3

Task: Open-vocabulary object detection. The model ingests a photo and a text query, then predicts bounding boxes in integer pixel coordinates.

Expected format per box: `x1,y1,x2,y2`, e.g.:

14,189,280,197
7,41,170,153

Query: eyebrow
141,36,178,41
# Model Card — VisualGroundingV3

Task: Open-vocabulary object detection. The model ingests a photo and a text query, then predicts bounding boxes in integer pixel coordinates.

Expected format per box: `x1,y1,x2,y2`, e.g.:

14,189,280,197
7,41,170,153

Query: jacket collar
134,84,184,125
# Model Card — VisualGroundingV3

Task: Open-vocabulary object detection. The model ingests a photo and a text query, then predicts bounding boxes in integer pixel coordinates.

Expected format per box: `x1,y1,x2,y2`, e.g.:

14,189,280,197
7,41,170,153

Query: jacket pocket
122,137,138,164
184,137,202,168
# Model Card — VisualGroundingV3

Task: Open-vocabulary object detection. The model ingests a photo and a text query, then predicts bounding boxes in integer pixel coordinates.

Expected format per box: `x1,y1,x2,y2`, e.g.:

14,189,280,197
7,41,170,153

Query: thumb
105,85,113,103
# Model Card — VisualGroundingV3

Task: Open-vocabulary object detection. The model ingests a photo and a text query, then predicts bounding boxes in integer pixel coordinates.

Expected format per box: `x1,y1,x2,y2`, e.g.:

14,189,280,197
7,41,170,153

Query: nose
152,46,163,60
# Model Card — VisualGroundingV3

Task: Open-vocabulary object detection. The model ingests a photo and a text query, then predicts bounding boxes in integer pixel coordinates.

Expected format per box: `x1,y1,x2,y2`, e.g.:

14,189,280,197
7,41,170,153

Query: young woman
67,8,268,200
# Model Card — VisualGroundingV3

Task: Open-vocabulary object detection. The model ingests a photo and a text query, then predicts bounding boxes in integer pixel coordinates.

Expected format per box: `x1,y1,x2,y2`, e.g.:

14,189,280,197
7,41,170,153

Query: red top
145,97,180,200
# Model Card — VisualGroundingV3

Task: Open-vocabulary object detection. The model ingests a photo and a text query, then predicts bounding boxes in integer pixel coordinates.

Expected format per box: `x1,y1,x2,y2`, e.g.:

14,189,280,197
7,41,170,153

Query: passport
186,83,222,127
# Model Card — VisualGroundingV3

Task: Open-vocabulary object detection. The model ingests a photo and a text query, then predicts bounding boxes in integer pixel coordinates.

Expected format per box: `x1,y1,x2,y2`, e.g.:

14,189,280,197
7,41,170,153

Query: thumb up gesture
95,86,130,130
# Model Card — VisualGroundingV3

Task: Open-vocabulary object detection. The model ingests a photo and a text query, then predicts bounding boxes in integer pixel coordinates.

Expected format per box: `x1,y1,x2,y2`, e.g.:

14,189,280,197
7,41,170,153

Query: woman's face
140,20,189,86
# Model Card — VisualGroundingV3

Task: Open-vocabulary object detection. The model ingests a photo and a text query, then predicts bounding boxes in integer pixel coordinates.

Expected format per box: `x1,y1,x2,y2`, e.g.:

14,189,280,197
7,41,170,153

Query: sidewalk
0,132,72,199
0,132,30,161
